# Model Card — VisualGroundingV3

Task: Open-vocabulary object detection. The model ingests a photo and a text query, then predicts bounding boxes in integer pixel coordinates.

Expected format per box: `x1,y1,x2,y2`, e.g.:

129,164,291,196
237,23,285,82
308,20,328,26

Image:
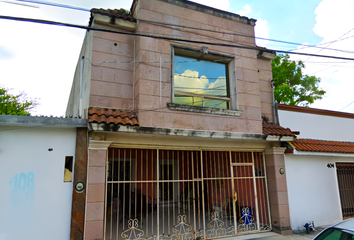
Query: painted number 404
9,172,34,190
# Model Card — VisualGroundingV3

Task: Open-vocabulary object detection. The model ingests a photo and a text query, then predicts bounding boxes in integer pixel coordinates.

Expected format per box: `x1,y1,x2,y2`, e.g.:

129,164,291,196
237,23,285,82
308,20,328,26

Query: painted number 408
9,172,34,190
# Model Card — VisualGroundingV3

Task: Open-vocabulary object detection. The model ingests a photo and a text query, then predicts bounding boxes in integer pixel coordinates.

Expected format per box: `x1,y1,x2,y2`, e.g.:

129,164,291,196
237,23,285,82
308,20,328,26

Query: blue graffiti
9,172,34,191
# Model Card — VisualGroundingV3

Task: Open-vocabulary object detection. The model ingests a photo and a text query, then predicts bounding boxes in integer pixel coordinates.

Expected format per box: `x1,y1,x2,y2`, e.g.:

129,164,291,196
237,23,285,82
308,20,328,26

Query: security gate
336,163,354,219
105,149,271,240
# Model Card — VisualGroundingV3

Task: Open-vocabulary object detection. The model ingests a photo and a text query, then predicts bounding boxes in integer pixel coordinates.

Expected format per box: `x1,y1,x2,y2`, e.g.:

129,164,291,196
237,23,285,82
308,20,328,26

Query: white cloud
237,4,251,16
208,77,227,96
291,0,354,113
0,2,87,116
255,18,270,47
174,70,209,93
174,70,227,97
235,4,270,48
189,0,230,12
0,0,132,116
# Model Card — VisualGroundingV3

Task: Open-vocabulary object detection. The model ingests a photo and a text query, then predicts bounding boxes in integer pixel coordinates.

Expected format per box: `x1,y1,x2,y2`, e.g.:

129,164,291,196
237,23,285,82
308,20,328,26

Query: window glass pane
203,99,228,109
174,96,203,107
316,228,343,240
174,54,229,108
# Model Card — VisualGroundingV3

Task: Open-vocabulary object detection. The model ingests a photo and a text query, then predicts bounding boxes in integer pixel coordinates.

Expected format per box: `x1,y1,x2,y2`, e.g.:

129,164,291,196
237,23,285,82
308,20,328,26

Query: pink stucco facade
84,0,274,134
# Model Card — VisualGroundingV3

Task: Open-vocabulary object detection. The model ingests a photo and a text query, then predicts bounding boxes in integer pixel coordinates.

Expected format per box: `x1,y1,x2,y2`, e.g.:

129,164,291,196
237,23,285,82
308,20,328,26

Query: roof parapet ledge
91,9,137,31
138,0,257,26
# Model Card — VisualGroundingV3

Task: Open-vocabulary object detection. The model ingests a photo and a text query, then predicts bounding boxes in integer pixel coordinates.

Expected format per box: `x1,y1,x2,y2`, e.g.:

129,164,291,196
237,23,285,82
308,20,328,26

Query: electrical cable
6,0,354,54
85,53,258,68
138,18,354,54
3,15,352,60
13,0,90,11
302,27,354,62
0,0,39,8
340,100,354,111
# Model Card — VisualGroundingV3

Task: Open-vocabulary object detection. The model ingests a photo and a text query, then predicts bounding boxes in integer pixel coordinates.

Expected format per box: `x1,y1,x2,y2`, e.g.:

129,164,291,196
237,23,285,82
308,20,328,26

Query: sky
1,0,354,116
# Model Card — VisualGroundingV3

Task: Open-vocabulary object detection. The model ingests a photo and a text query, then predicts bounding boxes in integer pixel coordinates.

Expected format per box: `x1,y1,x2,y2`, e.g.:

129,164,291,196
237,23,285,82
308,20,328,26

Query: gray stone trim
167,103,243,116
89,123,266,141
89,140,113,150
156,0,257,26
0,115,87,127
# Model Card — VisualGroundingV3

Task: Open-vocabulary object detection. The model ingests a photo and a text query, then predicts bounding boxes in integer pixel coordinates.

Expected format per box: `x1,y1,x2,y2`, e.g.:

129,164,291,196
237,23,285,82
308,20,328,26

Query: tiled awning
262,122,296,137
88,107,139,126
290,138,354,153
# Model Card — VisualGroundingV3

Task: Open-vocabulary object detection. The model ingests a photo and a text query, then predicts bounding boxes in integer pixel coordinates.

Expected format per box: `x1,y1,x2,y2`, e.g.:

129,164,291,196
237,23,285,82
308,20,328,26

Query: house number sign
327,163,335,168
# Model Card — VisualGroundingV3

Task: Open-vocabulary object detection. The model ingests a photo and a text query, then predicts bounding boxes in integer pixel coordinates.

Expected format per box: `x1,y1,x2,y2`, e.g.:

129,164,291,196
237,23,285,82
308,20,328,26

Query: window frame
171,45,239,115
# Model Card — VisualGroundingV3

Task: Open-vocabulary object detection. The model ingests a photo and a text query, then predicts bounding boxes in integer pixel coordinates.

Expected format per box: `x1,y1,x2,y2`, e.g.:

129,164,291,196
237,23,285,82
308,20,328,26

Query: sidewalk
222,229,322,240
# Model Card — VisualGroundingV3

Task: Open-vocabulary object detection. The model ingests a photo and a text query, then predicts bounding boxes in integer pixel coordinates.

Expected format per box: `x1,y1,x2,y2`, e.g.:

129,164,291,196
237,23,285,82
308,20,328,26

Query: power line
7,0,354,54
13,0,90,11
302,27,354,62
2,15,354,61
340,100,354,111
0,0,39,8
138,18,354,54
85,54,258,68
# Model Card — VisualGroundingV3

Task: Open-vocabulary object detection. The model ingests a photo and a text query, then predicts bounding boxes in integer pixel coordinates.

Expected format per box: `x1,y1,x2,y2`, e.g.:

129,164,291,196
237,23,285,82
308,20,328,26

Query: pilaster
84,140,112,240
265,147,293,235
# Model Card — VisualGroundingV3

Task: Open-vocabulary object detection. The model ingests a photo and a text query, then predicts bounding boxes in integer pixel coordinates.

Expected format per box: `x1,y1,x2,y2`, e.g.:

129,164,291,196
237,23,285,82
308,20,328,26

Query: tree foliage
271,54,325,107
0,87,39,115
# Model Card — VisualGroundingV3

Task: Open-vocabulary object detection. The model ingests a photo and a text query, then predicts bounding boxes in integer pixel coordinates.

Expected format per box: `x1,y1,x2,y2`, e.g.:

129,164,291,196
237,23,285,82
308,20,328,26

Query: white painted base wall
284,154,354,231
0,126,76,240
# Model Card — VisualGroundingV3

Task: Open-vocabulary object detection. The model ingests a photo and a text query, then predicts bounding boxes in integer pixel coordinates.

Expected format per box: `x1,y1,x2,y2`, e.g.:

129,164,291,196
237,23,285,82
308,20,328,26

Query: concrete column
84,140,112,240
265,147,292,235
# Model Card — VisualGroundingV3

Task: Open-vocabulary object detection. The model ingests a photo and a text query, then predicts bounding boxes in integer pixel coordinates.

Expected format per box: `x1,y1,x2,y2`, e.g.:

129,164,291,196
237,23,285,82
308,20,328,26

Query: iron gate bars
336,163,354,219
105,148,271,240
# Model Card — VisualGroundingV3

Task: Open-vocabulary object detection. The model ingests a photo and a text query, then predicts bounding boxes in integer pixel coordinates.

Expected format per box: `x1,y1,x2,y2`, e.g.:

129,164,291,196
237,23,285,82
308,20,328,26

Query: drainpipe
271,80,277,124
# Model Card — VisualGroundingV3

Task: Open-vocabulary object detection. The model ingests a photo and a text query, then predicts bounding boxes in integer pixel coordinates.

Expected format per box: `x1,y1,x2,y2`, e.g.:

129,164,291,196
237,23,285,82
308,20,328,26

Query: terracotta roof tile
262,122,295,136
88,107,139,126
91,8,136,22
291,138,354,153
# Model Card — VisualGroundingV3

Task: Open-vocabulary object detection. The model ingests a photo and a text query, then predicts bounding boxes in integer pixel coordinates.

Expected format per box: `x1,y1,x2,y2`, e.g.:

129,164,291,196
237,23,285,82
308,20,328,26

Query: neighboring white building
278,104,354,232
0,115,86,240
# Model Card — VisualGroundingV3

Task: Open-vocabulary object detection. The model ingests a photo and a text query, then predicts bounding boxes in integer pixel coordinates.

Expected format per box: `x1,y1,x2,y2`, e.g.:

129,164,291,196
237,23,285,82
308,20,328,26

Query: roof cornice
278,104,354,120
132,0,256,26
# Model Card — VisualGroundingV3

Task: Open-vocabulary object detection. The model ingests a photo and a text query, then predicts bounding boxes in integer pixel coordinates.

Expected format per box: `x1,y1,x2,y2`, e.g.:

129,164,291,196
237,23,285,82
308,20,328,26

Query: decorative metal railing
104,149,271,240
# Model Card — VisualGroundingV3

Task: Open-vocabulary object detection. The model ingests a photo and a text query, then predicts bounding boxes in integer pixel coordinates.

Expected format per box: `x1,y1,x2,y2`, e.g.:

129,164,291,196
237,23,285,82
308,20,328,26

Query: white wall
278,110,354,142
284,154,354,231
0,126,76,240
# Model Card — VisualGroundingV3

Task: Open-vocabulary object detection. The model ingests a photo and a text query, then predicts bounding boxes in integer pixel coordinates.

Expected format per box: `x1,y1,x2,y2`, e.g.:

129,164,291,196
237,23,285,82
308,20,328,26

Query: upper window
173,54,230,109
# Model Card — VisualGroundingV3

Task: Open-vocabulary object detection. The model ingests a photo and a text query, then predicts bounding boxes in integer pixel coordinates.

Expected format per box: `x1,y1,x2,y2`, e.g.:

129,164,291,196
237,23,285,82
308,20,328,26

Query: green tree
271,54,325,107
0,87,39,115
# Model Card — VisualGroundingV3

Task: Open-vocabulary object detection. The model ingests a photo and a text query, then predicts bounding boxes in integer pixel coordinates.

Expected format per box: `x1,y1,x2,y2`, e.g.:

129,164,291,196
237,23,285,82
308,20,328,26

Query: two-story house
66,1,295,239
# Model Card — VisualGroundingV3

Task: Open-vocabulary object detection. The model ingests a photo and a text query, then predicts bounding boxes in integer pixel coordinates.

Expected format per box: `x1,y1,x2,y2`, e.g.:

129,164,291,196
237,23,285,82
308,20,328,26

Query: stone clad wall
88,0,275,134
132,0,266,133
90,24,135,110
258,58,274,122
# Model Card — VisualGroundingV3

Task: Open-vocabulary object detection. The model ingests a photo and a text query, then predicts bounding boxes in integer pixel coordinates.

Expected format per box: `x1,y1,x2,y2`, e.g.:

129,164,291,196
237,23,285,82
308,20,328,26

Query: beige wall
66,30,93,118
87,0,274,134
